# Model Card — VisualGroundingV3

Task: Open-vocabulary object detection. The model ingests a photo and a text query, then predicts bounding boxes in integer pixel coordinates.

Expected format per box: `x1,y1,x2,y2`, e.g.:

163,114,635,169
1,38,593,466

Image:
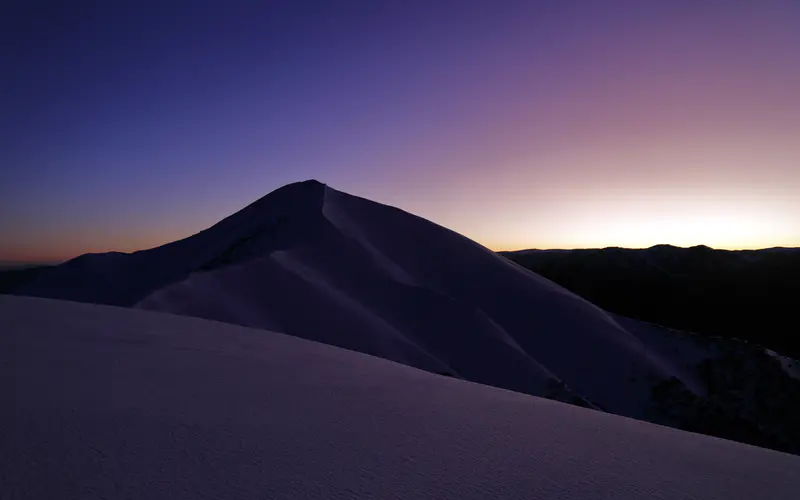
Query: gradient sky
2,0,799,263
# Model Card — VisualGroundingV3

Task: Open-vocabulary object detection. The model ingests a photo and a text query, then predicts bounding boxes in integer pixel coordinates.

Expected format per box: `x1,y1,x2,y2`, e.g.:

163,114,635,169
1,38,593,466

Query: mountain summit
15,181,800,453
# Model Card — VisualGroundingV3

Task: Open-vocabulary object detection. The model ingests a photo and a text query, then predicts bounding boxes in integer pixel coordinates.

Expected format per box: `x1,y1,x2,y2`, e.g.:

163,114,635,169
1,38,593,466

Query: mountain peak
284,178,327,189
240,179,329,217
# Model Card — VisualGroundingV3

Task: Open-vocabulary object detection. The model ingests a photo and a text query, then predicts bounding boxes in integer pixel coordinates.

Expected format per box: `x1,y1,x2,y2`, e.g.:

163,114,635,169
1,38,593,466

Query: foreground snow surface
2,296,799,499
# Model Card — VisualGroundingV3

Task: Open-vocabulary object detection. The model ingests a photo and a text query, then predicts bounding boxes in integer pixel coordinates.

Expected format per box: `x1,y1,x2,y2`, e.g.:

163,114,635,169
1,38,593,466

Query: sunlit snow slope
2,295,799,500
15,181,800,453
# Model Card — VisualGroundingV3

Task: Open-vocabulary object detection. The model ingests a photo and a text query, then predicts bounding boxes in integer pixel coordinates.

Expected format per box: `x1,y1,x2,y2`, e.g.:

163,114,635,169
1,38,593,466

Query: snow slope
2,295,799,500
14,181,800,452
138,181,687,417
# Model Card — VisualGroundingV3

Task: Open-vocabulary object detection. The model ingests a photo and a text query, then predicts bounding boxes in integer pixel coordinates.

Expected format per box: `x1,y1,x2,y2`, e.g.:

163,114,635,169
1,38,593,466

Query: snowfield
12,181,800,452
2,295,799,499
13,182,704,414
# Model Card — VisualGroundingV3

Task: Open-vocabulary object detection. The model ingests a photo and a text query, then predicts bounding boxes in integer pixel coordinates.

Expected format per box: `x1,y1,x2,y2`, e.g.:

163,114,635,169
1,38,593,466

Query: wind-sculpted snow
2,296,799,500
130,182,686,416
13,180,800,452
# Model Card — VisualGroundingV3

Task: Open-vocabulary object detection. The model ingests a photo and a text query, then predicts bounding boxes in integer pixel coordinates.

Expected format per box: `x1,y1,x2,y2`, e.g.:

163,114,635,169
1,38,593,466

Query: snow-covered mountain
14,180,800,453
3,295,799,499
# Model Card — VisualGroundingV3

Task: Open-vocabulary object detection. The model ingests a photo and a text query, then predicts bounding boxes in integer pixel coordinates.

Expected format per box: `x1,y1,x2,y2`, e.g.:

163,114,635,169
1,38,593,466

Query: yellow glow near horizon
468,198,797,252
406,134,800,253
562,212,790,250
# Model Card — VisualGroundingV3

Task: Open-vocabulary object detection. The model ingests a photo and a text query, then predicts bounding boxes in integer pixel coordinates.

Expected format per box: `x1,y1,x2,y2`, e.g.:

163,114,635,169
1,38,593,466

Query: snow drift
2,295,799,500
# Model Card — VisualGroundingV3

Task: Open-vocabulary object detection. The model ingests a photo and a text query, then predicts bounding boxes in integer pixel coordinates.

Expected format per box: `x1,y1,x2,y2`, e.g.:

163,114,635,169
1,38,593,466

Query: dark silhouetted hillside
502,245,800,358
0,265,52,294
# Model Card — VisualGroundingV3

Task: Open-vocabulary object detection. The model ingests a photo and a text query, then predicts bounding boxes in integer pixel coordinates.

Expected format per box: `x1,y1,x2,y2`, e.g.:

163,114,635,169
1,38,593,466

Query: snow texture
2,295,799,500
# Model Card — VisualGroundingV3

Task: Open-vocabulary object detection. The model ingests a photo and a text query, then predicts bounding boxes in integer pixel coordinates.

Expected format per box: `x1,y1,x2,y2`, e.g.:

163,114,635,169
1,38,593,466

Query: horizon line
4,242,798,269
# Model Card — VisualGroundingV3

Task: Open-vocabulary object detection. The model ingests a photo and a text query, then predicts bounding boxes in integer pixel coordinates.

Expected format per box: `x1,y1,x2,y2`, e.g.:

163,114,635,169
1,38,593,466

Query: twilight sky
2,0,799,263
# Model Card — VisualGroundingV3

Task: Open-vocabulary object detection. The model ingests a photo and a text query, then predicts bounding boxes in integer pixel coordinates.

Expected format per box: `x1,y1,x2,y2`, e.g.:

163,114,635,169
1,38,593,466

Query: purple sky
2,1,799,263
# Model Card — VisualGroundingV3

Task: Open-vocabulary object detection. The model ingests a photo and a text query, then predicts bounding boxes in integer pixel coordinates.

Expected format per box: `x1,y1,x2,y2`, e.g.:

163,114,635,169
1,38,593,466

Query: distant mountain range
502,245,800,359
3,180,800,454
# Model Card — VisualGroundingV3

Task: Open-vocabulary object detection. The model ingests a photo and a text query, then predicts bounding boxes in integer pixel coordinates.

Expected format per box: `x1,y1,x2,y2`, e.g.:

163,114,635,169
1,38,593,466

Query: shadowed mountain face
501,246,800,359
4,181,328,306
6,180,800,454
0,265,53,294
